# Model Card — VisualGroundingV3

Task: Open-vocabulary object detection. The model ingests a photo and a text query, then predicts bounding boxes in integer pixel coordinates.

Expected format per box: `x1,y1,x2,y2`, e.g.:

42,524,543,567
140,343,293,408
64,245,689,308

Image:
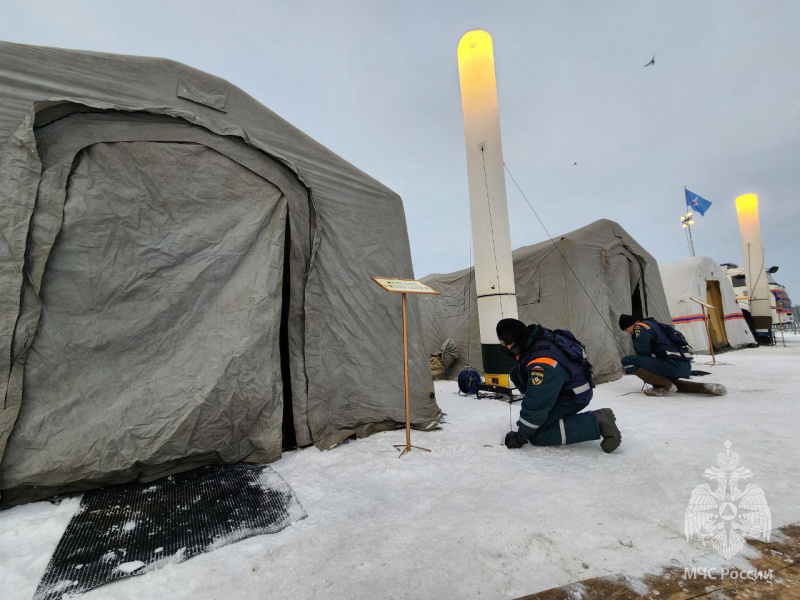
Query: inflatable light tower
735,193,772,342
457,30,518,386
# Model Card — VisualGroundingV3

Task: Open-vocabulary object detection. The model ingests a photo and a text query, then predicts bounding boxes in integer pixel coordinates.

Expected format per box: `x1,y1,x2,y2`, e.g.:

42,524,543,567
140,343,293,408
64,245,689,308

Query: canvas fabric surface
660,256,755,352
0,42,440,504
419,220,672,383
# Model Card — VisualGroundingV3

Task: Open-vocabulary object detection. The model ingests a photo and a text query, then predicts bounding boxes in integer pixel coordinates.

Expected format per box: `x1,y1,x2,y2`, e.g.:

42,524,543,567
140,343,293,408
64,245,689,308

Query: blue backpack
641,318,693,361
532,327,595,401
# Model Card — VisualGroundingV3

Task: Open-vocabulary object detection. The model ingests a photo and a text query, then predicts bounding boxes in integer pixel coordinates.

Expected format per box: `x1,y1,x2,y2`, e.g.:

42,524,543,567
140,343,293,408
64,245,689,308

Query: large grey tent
0,42,439,505
420,220,671,383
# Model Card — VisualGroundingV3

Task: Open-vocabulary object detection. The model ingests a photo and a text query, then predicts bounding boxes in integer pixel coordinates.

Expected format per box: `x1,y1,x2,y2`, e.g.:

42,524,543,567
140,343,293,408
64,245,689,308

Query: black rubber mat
34,463,306,600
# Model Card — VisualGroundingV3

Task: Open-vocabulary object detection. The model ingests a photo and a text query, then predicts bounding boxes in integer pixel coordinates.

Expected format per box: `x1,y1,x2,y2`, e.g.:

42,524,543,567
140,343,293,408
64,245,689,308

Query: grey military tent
420,219,671,383
0,42,440,505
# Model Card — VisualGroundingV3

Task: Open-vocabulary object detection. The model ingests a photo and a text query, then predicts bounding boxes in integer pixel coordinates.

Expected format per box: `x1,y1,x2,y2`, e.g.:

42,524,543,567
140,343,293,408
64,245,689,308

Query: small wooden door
706,281,729,349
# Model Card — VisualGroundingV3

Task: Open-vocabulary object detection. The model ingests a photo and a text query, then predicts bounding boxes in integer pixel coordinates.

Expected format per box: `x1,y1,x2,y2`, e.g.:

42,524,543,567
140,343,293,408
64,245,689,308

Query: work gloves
504,430,528,449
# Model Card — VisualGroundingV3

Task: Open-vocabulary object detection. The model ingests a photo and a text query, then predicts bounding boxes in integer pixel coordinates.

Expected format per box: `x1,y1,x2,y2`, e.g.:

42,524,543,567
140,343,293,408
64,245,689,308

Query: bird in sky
573,162,577,166
644,55,655,68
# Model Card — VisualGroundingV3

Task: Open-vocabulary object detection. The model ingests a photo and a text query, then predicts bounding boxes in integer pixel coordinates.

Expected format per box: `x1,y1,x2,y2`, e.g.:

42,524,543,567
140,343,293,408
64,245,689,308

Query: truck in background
721,264,794,331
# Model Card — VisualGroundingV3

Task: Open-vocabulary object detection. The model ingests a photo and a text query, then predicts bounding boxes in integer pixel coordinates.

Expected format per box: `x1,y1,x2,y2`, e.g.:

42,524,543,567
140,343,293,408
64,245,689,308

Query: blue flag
685,188,712,216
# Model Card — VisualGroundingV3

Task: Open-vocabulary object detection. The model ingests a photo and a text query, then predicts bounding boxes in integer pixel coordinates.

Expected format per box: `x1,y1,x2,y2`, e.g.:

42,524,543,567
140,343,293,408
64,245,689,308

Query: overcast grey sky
2,0,798,298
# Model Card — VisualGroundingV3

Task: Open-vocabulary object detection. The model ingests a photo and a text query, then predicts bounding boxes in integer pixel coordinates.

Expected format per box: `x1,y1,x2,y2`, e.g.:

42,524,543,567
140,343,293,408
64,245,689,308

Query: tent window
731,274,747,288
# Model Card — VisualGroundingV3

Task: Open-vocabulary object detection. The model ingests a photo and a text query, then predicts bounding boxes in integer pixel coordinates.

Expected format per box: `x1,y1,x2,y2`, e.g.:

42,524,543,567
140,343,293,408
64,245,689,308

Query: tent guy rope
503,163,628,354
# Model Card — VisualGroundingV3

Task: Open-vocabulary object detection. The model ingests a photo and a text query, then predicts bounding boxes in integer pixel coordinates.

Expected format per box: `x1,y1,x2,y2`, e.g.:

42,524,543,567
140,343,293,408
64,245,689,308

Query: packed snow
1,335,799,600
115,562,145,574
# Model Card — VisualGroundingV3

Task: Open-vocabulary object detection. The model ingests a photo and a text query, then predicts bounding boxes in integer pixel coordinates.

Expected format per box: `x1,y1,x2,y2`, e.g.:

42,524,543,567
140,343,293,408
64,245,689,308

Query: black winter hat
618,314,637,330
496,318,528,346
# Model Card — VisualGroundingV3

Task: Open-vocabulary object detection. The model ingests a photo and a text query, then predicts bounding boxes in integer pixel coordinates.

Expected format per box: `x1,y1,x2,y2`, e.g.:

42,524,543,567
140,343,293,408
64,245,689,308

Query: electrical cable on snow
503,163,628,354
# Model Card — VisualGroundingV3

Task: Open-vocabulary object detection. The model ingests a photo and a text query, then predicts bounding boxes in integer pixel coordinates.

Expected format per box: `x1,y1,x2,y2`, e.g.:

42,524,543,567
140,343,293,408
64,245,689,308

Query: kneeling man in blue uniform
497,319,621,453
618,314,726,397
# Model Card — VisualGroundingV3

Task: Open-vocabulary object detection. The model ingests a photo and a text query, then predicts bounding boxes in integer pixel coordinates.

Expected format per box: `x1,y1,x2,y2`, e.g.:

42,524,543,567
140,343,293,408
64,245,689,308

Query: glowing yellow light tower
735,193,772,343
457,30,518,386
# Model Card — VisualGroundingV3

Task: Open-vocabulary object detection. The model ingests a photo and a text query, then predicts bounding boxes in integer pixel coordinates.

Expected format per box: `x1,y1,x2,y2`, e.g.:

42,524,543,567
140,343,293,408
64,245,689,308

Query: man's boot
634,368,677,397
674,380,727,396
594,408,621,453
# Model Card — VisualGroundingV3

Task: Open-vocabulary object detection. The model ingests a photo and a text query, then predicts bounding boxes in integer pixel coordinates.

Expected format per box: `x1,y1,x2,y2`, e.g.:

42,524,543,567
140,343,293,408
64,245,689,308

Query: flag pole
682,187,696,257
683,187,712,258
680,193,696,258
683,186,694,258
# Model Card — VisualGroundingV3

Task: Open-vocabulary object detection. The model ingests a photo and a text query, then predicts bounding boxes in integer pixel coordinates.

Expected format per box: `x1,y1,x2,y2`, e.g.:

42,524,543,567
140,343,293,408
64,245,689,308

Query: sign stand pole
702,305,716,366
777,317,787,348
371,277,439,457
393,293,430,457
690,297,722,366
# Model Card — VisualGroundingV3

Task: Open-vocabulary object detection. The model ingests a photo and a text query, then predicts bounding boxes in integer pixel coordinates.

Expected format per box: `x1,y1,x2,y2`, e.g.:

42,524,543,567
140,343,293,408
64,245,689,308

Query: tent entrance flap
631,281,644,320
606,251,645,320
280,218,296,450
0,141,288,496
706,280,729,349
627,252,647,319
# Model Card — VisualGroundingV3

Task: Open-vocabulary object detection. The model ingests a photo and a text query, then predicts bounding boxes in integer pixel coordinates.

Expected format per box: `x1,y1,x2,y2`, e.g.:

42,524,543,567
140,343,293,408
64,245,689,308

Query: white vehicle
721,264,793,327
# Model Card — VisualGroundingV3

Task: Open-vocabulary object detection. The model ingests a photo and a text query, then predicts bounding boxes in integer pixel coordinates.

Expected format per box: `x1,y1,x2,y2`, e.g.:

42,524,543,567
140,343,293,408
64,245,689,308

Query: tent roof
424,219,637,282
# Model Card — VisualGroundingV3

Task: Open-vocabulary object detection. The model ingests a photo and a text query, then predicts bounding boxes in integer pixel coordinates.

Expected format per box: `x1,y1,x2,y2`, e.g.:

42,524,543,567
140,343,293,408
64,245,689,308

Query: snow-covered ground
2,335,799,600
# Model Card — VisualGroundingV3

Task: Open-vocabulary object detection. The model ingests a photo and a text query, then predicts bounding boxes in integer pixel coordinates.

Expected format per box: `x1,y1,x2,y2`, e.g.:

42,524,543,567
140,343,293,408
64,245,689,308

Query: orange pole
402,292,411,449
